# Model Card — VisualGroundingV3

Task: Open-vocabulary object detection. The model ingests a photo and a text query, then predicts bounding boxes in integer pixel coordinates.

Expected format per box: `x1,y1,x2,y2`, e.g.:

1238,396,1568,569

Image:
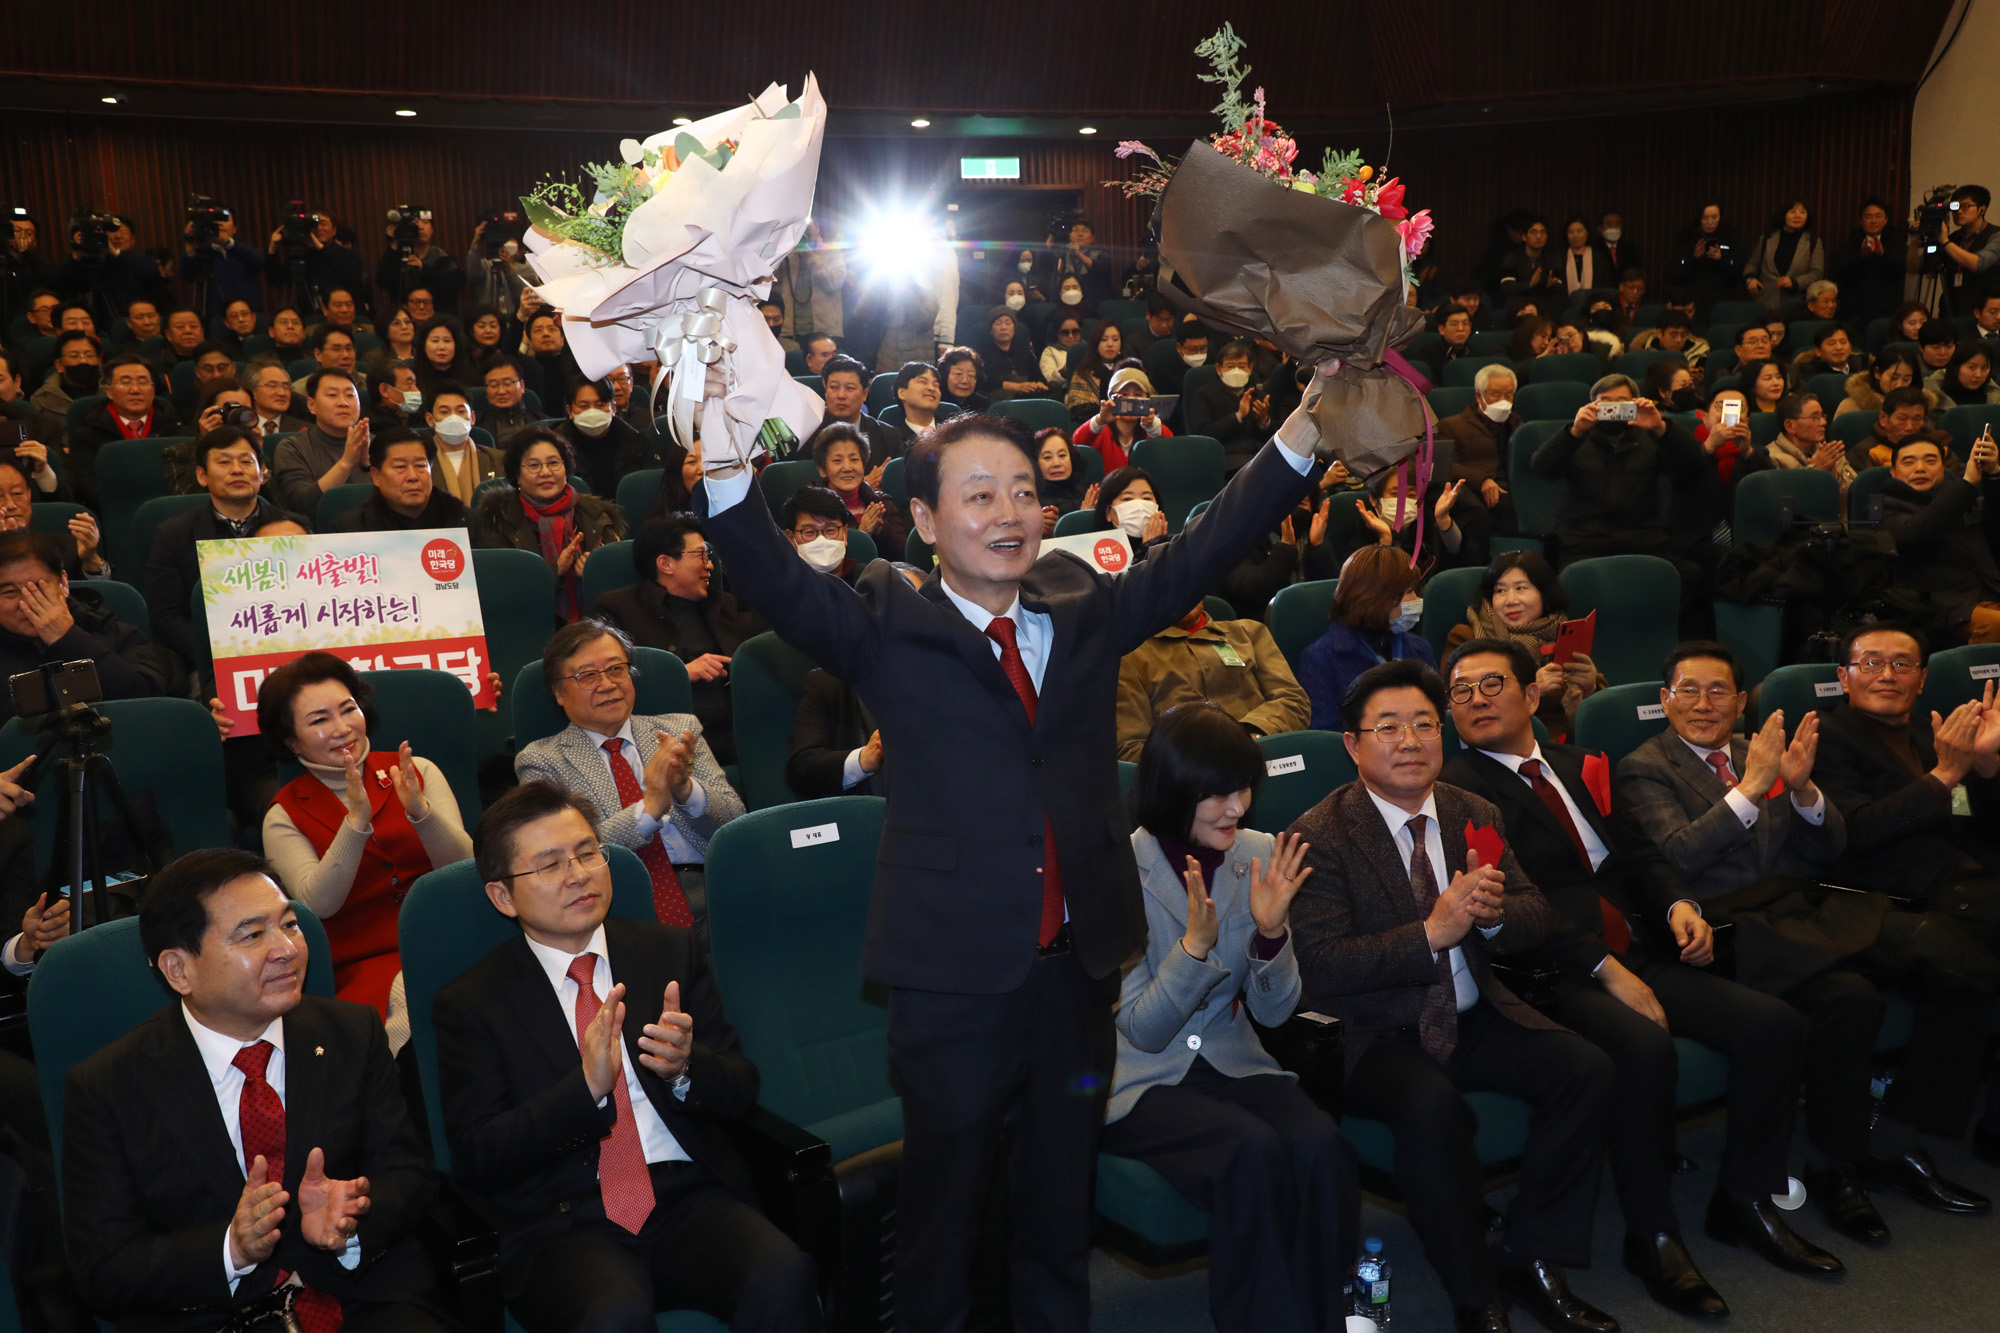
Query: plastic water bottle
1355,1236,1392,1324
1868,1071,1895,1131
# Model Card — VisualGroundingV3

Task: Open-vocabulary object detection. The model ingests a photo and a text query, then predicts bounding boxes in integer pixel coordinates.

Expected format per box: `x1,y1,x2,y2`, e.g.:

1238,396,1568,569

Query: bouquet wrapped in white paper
523,75,829,465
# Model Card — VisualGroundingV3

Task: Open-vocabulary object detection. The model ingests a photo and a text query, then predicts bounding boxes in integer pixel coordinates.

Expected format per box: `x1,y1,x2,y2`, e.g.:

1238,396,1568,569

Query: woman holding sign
258,652,473,1051
1102,701,1355,1332
1443,551,1603,740
475,427,625,624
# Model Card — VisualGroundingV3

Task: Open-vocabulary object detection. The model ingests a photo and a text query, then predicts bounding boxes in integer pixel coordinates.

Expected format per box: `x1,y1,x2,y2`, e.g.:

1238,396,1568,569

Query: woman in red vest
257,652,473,1051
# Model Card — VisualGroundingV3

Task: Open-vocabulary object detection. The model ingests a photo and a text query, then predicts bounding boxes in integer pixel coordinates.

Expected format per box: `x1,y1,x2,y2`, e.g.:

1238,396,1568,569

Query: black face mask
61,364,99,391
1666,388,1701,412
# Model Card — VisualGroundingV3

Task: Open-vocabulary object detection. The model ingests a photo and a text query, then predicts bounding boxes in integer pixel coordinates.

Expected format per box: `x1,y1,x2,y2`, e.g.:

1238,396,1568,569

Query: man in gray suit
515,621,744,935
1288,659,1617,1333
1618,640,1989,1239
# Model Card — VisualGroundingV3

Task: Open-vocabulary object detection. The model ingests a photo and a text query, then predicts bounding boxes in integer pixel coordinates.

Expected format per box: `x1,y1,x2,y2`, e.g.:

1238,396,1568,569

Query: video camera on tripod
185,192,232,246
386,203,431,256
67,208,114,260
478,207,525,259
1915,185,1960,276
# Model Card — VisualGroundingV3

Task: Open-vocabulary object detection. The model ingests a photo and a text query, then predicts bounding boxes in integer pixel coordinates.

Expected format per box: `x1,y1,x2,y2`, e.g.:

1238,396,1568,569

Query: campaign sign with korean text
200,528,493,734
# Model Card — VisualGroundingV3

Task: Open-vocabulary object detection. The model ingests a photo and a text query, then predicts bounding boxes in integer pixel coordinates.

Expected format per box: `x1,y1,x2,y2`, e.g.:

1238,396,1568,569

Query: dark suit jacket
590,580,760,661
1815,701,2000,898
1286,780,1561,1068
700,439,1317,993
145,497,299,668
1444,742,1690,975
61,997,438,1332
431,918,761,1277
787,667,880,800
68,399,186,508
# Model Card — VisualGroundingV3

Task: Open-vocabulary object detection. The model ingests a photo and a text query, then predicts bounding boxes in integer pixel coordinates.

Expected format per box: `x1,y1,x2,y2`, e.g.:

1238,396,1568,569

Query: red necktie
1518,758,1630,956
1705,750,1739,787
984,616,1065,948
599,739,694,927
230,1042,343,1333
566,955,656,1233
1404,815,1459,1060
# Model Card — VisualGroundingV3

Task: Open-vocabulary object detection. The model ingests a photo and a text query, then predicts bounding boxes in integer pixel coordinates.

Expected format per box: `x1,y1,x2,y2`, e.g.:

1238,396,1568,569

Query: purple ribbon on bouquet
1380,347,1436,566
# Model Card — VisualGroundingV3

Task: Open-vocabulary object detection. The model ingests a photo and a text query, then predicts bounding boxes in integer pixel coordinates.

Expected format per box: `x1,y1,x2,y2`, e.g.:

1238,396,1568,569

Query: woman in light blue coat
1101,702,1358,1333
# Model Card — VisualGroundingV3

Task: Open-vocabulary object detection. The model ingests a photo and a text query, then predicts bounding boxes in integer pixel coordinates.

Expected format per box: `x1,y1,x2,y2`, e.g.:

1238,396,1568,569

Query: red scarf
112,407,154,439
521,484,582,621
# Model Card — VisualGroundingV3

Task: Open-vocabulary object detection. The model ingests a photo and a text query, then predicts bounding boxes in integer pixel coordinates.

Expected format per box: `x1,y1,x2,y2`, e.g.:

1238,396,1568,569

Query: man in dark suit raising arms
1286,659,1616,1333
433,781,819,1332
1442,639,1834,1320
698,402,1322,1330
61,848,443,1332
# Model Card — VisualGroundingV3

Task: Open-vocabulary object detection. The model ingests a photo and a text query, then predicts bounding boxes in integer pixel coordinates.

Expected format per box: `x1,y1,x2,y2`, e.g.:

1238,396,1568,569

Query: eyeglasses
1846,656,1920,676
502,844,608,884
792,523,847,541
1359,719,1442,744
673,544,716,563
564,662,640,687
1447,674,1511,704
486,377,522,389
520,459,565,475
1668,684,1739,703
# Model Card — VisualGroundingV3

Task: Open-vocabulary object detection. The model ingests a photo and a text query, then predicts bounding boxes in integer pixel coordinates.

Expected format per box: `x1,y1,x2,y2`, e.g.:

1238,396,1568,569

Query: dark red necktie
1705,750,1739,787
1518,758,1630,955
1405,815,1459,1060
984,616,1065,948
600,739,694,927
230,1042,343,1333
566,956,656,1233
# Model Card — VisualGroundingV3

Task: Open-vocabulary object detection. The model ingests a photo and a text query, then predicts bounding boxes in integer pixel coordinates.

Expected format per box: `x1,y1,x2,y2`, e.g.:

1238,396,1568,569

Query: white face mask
432,415,472,445
798,536,846,572
1004,294,1026,311
400,390,423,414
1391,597,1423,633
572,408,613,437
1600,227,1622,244
1017,260,1034,273
1113,497,1160,538
1181,351,1207,368
1059,288,1083,306
1219,367,1252,389
1482,398,1513,422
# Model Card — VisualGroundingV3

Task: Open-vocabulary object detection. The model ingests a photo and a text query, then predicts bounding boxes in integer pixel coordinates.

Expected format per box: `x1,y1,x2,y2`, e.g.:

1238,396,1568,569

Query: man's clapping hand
581,981,626,1101
229,1155,288,1271
1427,848,1505,951
637,980,693,1080
297,1147,369,1252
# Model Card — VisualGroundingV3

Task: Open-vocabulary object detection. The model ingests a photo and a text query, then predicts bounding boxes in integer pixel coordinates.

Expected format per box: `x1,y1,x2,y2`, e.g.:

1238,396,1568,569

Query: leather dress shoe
1455,1298,1514,1332
1864,1148,1991,1214
1496,1258,1620,1333
1621,1232,1728,1318
1703,1190,1844,1275
1974,1123,2000,1169
1805,1163,1891,1242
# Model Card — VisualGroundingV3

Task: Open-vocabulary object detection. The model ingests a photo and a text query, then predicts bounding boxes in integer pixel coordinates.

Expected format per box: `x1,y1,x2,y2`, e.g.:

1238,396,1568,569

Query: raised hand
340,753,372,828
637,980,694,1079
683,653,731,684
1309,497,1331,546
554,532,586,576
68,513,103,571
297,1146,370,1252
1669,900,1714,967
17,578,73,646
342,420,371,471
864,460,888,490
1432,478,1465,530
1081,483,1100,511
387,740,429,819
641,729,698,816
1931,701,1982,787
1569,400,1601,439
859,501,886,534
0,755,35,817
1779,709,1820,800
229,1154,288,1271
1738,712,1785,798
1358,499,1395,546
1429,848,1504,950
1142,507,1169,543
1180,856,1219,961
1972,681,2000,778
581,981,626,1101
1248,833,1313,938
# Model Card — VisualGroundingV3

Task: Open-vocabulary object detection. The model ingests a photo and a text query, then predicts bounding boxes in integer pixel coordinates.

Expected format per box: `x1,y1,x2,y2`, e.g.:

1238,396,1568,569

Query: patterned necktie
1404,815,1460,1061
566,956,656,1234
599,738,694,927
985,616,1065,948
230,1042,343,1333
1519,759,1629,956
1705,750,1739,788
262,419,277,436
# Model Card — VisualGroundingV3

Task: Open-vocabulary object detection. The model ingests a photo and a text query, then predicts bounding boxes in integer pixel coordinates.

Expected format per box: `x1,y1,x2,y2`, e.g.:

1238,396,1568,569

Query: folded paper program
523,76,830,465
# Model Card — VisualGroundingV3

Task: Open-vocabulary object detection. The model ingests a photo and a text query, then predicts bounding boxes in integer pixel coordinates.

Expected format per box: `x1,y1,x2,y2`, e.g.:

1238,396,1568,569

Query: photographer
1531,374,1704,577
1910,186,2000,316
54,212,164,331
0,531,182,725
264,206,365,311
177,203,263,322
464,212,529,318
375,206,461,314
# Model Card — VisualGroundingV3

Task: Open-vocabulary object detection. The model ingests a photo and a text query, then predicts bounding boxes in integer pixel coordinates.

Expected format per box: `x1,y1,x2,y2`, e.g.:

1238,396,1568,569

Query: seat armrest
1488,959,1564,1007
1258,1010,1344,1114
1818,879,1919,906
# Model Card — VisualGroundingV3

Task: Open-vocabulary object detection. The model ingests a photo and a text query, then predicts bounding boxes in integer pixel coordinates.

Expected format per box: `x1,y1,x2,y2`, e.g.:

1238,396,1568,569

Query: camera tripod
33,703,150,930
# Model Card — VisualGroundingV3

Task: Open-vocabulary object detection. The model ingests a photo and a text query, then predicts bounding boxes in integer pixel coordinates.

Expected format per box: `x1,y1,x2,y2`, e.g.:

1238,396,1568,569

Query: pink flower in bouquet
1340,178,1367,206
1374,177,1408,220
1397,209,1435,256
1115,140,1160,163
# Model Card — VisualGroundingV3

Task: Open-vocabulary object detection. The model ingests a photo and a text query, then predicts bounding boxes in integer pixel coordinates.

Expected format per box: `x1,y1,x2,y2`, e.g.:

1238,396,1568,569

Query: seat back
1053,508,1108,537
1942,404,2000,454
1513,381,1588,424
400,846,654,1173
511,647,693,750
1466,330,1513,354
63,394,109,442
1442,355,1513,388
314,481,375,531
1732,467,1841,545
903,531,934,570
77,578,151,635
1830,411,1880,452
705,798,896,1148
729,632,818,811
1748,412,1780,447
129,494,209,588
581,540,638,611
1427,386,1476,420
1806,372,1851,407
26,501,86,538
1130,435,1224,532
360,669,482,822
1573,681,1670,766
1505,421,1568,536
1613,349,1682,381
1421,566,1484,663
471,545,555,722
615,468,665,521
1527,353,1602,385
1755,662,1842,730
1243,731,1356,834
31,907,334,1174
1922,644,2000,717
988,398,1070,434
1780,319,1831,357
1559,555,1681,685
846,529,878,565
98,438,194,570
757,459,823,513
1710,300,1766,326
864,373,899,416
1267,579,1337,678
1846,465,1892,521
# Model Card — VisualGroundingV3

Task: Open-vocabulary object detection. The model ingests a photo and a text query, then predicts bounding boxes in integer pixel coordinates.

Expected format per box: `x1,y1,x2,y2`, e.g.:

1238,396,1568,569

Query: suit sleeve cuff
676,779,708,818
1,934,32,977
842,749,868,789
1723,787,1760,827
225,1231,254,1292
1272,427,1318,471
1790,788,1827,824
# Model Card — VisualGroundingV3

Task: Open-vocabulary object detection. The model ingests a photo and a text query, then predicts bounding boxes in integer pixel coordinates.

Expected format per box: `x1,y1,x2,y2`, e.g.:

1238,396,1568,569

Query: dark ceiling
0,0,1958,136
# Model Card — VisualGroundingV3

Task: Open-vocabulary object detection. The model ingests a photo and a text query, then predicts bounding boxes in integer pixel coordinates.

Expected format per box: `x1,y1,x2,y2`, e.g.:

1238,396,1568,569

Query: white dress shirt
1361,786,1501,1012
523,925,691,1166
1474,744,1611,872
181,1005,361,1289
578,718,710,863
1679,737,1825,827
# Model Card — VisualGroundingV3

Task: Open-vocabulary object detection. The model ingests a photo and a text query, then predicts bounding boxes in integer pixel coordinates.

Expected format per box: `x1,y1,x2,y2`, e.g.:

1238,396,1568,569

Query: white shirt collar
936,578,1023,638
1679,734,1731,764
1361,783,1439,840
575,717,639,751
182,1003,285,1085
522,922,610,993
1475,741,1546,776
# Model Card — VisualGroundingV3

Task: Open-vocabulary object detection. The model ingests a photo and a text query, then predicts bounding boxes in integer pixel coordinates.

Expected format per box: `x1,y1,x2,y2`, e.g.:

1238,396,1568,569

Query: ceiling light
910,118,931,129
672,116,692,126
1078,125,1097,135
394,108,417,117
98,89,126,105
